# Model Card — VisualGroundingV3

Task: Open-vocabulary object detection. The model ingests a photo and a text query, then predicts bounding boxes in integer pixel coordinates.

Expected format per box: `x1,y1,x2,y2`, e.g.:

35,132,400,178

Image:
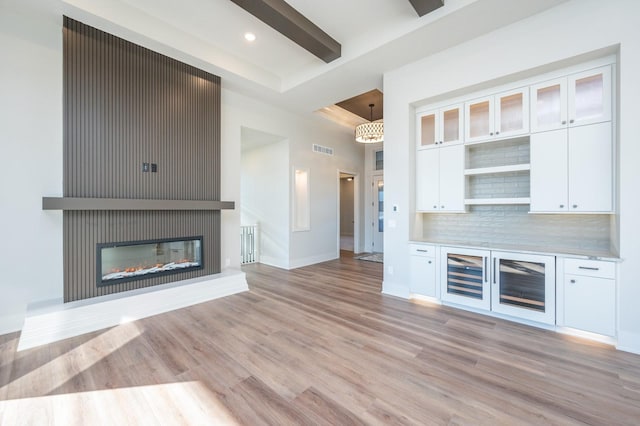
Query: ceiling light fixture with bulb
355,103,383,143
244,32,256,42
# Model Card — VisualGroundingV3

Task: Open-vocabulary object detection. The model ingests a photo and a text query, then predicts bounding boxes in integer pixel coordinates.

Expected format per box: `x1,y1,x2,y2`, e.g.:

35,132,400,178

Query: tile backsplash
420,205,612,254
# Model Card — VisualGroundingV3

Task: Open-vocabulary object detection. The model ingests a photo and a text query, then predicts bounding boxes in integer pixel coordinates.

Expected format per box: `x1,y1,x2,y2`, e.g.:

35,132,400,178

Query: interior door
372,176,384,252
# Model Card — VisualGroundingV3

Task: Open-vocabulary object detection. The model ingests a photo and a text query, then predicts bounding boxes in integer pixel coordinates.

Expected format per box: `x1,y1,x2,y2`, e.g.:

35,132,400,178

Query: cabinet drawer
409,244,436,257
564,258,615,279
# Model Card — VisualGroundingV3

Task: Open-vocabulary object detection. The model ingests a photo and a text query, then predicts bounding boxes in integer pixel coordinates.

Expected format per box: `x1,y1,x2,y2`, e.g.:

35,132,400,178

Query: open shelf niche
464,136,531,206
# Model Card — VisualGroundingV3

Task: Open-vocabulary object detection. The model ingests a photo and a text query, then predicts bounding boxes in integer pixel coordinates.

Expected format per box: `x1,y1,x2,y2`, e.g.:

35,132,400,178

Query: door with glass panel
495,88,529,138
371,176,384,252
491,251,555,324
530,77,568,132
440,247,490,310
568,65,612,127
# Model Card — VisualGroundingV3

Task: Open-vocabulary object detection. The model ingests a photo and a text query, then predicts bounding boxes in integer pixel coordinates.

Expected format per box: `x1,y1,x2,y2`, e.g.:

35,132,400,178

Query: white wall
224,89,365,269
0,0,64,334
383,0,640,353
241,140,290,268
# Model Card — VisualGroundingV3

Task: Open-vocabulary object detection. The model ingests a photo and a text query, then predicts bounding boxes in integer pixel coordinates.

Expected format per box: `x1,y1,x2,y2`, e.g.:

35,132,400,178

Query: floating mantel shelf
42,197,235,211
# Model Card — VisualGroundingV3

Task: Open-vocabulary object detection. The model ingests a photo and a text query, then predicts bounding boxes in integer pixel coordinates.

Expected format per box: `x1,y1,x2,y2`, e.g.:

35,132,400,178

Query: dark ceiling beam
407,0,444,17
230,0,341,63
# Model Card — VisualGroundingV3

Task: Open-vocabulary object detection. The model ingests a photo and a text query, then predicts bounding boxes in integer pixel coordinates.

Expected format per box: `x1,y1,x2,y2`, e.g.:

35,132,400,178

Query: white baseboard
0,311,26,337
259,255,290,270
381,281,410,299
288,252,337,269
18,270,248,351
617,330,640,355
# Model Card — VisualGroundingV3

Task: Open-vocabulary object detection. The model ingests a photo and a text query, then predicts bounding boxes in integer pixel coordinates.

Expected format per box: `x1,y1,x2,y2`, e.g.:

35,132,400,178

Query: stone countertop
409,239,621,262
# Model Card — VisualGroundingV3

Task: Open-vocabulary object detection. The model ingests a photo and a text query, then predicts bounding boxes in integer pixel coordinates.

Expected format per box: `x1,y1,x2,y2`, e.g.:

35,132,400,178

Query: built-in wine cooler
441,247,556,324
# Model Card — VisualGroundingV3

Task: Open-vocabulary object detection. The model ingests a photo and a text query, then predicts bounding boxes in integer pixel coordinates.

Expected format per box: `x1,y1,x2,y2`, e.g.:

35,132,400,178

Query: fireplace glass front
97,237,203,286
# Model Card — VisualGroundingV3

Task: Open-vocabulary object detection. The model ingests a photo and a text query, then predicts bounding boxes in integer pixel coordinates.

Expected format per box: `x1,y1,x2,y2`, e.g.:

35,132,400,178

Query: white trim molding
18,270,248,351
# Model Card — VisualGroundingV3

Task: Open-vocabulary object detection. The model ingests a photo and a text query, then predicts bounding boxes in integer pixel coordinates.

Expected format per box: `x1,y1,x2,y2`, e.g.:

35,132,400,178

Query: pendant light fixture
355,103,384,143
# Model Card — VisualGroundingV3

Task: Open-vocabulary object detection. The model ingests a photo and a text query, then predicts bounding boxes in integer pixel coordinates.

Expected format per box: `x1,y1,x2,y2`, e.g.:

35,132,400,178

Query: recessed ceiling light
244,32,256,42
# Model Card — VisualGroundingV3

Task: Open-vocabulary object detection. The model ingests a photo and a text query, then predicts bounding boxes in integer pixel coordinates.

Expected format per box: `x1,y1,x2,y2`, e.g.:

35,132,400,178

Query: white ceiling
63,0,568,121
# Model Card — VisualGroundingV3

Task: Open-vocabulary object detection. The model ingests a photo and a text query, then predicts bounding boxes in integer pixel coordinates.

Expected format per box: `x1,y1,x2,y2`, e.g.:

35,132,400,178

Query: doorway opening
338,171,359,255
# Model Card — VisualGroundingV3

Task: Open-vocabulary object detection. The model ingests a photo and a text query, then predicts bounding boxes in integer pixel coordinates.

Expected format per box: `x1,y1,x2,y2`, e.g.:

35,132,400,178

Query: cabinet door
416,149,440,212
417,110,438,148
568,122,613,212
568,65,612,127
441,247,491,310
491,252,556,325
564,275,615,336
530,78,568,133
438,145,465,212
410,255,437,297
465,96,494,142
495,88,529,138
440,104,463,145
530,129,569,212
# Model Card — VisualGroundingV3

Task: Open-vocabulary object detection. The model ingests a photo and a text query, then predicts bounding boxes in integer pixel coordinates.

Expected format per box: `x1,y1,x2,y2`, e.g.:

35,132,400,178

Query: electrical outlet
142,162,149,172
151,163,157,173
225,257,230,267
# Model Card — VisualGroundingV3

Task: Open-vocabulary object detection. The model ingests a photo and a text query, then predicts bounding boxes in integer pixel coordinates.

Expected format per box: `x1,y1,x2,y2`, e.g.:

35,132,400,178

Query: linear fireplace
97,237,203,286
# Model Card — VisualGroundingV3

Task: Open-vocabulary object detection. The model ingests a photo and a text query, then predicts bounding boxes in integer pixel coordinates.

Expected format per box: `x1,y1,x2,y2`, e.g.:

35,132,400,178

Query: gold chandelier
355,103,384,143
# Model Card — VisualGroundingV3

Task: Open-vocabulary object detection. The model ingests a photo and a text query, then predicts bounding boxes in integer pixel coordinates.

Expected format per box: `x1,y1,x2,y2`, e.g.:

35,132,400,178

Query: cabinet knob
561,120,567,125
496,131,500,135
559,204,564,208
490,132,494,136
433,205,437,209
572,204,578,208
570,279,576,284
441,205,445,209
428,260,432,264
570,119,575,124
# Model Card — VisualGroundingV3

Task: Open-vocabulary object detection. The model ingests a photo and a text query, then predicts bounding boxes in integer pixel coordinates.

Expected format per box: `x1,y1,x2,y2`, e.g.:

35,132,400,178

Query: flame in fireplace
103,258,199,282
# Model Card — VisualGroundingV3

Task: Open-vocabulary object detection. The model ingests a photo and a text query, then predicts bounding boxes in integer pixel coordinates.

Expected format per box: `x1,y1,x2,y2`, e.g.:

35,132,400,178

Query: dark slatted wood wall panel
64,211,220,302
63,17,221,302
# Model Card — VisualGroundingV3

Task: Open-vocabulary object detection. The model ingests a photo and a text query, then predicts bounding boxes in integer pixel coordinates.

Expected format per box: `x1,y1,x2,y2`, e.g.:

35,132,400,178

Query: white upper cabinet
531,65,611,133
530,122,613,213
417,104,463,149
465,88,529,143
416,145,465,213
530,78,568,133
569,66,612,127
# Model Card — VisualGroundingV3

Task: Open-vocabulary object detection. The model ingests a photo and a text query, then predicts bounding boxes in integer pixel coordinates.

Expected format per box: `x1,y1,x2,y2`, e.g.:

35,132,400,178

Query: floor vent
312,144,334,156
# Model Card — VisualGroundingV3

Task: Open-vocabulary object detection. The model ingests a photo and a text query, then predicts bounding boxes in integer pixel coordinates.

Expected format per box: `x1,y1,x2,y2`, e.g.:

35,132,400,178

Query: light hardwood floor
1,251,640,425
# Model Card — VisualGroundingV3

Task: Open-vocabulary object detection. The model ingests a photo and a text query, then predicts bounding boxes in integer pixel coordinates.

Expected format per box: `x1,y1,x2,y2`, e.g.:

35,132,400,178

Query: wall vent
312,144,334,156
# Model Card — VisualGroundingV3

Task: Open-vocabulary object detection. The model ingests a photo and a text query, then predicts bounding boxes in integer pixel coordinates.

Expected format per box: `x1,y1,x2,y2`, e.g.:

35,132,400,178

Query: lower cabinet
559,258,616,336
440,246,556,325
409,244,437,298
412,245,618,337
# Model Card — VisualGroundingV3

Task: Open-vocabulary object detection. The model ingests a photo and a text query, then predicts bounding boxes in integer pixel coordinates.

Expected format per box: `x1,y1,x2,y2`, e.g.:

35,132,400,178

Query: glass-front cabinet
440,247,490,310
464,88,529,143
440,247,556,325
530,65,611,133
491,251,556,325
416,104,463,149
568,65,612,127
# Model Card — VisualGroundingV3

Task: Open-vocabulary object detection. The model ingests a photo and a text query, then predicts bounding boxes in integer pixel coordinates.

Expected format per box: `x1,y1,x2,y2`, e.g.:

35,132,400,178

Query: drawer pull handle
578,266,600,271
416,249,428,252
570,279,576,284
